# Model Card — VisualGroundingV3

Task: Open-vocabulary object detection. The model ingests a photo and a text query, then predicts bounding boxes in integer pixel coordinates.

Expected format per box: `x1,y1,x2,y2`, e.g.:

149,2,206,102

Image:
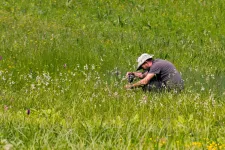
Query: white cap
136,53,154,70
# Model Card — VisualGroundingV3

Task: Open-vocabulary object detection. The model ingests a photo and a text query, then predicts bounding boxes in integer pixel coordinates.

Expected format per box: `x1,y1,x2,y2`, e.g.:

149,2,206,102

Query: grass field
1,0,225,149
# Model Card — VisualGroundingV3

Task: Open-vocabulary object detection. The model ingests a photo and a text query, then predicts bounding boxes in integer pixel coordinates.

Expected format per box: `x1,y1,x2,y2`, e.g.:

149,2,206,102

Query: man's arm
125,73,155,89
126,71,148,79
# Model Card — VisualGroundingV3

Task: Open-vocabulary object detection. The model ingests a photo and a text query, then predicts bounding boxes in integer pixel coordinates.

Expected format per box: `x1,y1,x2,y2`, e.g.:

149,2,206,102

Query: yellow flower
191,142,202,148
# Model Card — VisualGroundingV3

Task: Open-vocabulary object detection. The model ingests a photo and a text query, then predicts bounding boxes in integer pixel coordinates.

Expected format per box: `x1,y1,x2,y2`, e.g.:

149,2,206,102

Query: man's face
141,61,152,70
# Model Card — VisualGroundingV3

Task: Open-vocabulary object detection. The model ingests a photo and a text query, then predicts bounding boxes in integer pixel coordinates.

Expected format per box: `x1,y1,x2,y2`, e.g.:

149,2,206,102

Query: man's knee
143,81,163,92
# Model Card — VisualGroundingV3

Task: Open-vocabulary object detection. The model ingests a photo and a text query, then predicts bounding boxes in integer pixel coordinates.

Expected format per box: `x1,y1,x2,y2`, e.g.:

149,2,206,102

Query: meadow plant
0,0,225,149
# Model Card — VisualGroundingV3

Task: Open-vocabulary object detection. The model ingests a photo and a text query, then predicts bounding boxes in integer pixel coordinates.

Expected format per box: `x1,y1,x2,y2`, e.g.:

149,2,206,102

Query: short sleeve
149,64,161,74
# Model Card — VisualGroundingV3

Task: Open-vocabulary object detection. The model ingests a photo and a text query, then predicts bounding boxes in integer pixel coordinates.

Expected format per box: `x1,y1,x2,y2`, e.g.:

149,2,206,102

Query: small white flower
3,143,13,150
28,73,32,79
9,81,15,85
91,64,95,70
71,72,76,76
139,95,148,104
31,84,35,90
201,86,205,91
2,76,6,81
84,64,88,70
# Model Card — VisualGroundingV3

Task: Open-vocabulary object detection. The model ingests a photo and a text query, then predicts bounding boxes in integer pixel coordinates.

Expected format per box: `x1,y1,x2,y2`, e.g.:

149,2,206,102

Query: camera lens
128,74,135,83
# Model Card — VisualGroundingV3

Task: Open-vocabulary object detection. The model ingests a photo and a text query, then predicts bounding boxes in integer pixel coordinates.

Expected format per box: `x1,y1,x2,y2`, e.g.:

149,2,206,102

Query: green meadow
1,0,225,149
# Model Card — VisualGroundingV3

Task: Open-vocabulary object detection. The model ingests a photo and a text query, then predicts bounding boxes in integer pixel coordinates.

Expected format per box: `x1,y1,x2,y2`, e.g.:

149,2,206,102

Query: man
125,53,184,92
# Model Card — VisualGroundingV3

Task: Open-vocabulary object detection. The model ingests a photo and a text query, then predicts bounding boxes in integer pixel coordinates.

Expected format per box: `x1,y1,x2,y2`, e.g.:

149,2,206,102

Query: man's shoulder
152,59,174,68
153,59,167,64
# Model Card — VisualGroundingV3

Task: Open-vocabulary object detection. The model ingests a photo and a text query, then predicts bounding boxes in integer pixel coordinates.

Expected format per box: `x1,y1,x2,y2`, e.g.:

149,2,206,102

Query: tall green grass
1,0,225,149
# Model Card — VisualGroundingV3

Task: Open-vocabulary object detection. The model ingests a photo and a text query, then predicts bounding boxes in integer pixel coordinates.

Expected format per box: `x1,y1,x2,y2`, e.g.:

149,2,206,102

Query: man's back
149,59,183,90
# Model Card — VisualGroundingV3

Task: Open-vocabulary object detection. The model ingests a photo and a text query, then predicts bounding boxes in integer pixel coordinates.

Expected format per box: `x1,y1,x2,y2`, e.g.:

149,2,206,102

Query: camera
128,74,135,83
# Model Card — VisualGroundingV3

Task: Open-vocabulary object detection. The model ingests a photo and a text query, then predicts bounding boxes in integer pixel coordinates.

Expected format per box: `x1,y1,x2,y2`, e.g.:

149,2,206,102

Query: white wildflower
84,64,88,70
9,81,15,85
2,76,6,81
201,86,205,91
31,84,35,90
91,64,95,70
3,143,13,150
28,73,32,79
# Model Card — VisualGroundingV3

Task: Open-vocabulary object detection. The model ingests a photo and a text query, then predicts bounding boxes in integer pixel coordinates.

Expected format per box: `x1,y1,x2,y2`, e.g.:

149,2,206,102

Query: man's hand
126,72,145,79
125,73,155,90
126,72,134,78
125,84,133,89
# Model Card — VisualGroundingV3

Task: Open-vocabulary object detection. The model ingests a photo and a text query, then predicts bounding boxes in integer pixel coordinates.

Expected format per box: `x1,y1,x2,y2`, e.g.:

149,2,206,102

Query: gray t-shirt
148,59,183,89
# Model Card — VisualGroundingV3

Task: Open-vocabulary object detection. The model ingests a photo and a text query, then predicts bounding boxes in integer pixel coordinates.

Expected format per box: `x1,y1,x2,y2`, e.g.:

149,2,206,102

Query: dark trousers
142,80,184,93
142,77,164,92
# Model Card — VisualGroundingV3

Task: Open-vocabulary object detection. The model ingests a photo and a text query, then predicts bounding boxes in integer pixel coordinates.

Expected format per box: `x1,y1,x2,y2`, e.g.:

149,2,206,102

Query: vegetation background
0,0,225,149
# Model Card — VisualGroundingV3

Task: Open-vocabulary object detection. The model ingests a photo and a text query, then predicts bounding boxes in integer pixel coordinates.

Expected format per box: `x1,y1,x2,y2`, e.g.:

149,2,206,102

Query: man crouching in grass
125,53,184,92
